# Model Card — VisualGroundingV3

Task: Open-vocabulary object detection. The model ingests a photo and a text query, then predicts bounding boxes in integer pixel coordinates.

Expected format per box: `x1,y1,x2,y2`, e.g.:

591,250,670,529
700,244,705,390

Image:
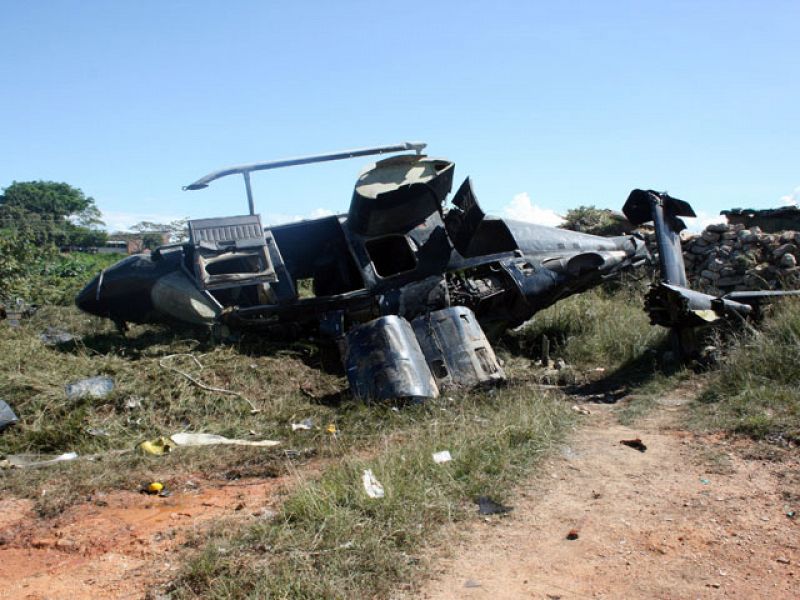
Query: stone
780,253,797,268
708,258,725,272
707,223,729,233
702,230,721,242
737,230,758,243
773,243,795,258
701,270,719,281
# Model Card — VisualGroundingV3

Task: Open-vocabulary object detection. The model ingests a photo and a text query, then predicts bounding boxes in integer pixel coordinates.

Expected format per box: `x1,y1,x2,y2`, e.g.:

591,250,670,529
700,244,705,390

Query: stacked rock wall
680,223,800,295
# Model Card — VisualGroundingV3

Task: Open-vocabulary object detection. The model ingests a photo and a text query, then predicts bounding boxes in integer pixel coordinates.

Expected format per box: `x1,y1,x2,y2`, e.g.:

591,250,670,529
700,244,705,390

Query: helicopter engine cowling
347,154,454,237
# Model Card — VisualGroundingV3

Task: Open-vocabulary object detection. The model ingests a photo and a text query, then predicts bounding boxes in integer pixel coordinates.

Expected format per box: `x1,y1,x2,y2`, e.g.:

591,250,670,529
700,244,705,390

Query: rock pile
680,223,800,295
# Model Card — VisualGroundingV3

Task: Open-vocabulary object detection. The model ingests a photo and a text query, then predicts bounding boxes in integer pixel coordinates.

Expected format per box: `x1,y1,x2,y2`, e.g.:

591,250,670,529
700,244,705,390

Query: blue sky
1,1,797,231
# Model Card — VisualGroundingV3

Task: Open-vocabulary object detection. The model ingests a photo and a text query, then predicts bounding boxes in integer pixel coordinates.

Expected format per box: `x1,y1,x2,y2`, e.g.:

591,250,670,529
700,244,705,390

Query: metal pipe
243,171,254,215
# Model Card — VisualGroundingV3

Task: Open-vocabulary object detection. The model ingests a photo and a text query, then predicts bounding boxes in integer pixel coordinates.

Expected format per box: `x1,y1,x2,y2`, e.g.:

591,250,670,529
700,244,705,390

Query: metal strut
183,141,428,216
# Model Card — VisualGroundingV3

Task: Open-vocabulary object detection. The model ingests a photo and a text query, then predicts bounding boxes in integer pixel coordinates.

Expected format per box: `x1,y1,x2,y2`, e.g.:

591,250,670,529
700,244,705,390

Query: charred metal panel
343,315,438,402
411,307,505,389
503,219,619,258
270,216,365,296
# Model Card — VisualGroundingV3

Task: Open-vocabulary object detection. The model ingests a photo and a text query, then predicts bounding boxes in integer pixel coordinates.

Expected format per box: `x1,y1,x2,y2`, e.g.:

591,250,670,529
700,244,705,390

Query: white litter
170,433,279,448
65,376,114,400
432,450,453,464
362,469,385,499
291,418,314,431
1,452,79,469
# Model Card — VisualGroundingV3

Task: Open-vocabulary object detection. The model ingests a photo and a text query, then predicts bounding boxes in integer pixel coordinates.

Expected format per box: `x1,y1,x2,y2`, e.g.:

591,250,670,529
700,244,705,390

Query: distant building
102,231,171,254
721,206,800,233
98,240,128,254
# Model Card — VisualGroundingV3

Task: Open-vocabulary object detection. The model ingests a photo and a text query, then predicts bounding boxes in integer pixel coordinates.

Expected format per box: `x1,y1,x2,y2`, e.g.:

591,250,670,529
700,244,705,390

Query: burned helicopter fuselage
77,144,649,401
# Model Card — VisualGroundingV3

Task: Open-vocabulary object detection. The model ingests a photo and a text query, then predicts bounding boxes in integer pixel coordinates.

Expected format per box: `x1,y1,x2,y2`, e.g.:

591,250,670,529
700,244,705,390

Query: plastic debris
86,427,110,437
700,477,711,485
291,418,314,431
362,469,385,499
124,396,143,410
619,438,647,452
432,450,452,464
464,580,482,588
0,400,19,432
65,376,114,400
170,433,280,448
475,496,512,515
786,510,796,519
1,452,78,469
566,529,580,540
40,327,78,346
571,405,591,415
141,481,171,497
326,423,337,435
138,437,176,455
139,432,280,454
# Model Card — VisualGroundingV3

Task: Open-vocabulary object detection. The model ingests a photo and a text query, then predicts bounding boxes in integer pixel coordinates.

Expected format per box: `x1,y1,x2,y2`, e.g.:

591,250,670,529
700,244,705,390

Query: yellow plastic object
326,423,337,434
147,481,164,493
138,436,175,456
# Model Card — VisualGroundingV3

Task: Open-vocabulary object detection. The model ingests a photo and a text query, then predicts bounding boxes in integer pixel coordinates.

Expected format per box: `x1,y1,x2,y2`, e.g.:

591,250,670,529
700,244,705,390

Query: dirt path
0,475,290,599
418,395,799,599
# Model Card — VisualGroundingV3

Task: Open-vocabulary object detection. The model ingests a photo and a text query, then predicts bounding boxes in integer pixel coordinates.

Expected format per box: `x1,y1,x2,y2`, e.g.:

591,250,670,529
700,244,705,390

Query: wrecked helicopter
75,142,792,402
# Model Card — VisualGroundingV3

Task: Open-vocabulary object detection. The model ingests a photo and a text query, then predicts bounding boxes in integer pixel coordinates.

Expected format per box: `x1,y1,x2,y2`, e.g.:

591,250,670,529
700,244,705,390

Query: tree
561,205,629,236
0,181,107,247
130,218,189,243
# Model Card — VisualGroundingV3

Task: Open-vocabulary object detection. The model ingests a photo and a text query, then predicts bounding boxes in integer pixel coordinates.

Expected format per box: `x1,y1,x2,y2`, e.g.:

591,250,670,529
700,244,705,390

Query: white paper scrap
362,468,385,499
432,450,453,464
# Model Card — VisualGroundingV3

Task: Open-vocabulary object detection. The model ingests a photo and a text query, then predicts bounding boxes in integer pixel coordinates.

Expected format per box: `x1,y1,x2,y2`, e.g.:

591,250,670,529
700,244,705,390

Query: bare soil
0,474,290,599
417,393,800,599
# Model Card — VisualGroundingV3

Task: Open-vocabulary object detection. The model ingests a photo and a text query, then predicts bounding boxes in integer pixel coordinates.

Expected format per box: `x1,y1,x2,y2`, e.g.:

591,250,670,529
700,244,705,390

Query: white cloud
101,210,185,232
263,208,336,226
684,210,726,232
780,185,800,206
502,192,564,227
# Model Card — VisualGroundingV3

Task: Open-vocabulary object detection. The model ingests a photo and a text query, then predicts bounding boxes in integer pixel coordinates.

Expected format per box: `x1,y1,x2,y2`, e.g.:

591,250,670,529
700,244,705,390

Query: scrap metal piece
411,306,505,389
343,315,438,402
0,400,19,432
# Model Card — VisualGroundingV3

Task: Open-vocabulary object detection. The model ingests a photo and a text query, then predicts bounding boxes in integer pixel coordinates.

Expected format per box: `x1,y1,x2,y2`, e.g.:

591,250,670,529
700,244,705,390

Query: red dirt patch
0,476,287,599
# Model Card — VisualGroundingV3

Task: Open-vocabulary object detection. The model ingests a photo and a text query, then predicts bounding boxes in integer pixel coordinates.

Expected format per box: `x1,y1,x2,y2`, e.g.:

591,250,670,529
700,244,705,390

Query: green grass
2,250,119,306
172,385,571,599
692,298,800,442
511,286,665,372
